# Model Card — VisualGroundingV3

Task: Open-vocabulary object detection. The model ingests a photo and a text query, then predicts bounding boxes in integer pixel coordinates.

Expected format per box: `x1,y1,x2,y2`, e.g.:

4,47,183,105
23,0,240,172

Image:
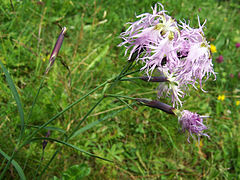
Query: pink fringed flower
176,18,216,88
157,69,184,107
178,110,209,142
119,3,216,107
119,3,180,68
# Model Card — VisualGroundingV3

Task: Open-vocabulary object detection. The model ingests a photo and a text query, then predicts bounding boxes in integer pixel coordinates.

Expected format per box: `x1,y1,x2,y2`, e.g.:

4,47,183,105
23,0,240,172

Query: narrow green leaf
25,80,109,139
114,97,134,111
0,61,25,140
70,106,128,139
0,148,26,180
24,124,66,134
30,137,113,162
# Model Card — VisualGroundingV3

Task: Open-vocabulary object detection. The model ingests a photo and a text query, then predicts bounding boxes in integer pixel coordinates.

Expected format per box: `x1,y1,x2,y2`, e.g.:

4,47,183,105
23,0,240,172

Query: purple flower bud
229,73,234,78
45,27,67,74
216,55,224,63
136,98,175,115
140,76,168,82
236,43,240,48
238,72,240,79
49,27,67,65
178,110,209,142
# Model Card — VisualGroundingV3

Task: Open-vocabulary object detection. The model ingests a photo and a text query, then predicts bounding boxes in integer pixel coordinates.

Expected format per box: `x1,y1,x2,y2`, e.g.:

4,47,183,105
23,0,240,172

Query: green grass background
0,0,240,179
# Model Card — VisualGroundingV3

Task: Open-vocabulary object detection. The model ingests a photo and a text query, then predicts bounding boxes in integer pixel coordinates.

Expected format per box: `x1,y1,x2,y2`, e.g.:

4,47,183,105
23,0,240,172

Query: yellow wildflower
42,55,50,62
236,100,240,106
210,44,217,53
217,95,225,101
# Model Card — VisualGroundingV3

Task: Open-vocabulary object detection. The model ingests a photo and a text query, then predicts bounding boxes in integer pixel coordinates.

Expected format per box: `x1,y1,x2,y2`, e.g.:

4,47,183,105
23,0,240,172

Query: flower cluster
119,3,216,107
120,3,213,142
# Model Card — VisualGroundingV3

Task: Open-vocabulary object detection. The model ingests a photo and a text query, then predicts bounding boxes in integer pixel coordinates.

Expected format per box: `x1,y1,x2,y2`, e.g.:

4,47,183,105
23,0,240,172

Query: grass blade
85,44,109,72
0,148,26,180
159,124,178,151
25,80,109,140
30,137,113,162
37,97,106,177
0,61,25,140
24,125,66,134
113,97,134,111
70,105,130,139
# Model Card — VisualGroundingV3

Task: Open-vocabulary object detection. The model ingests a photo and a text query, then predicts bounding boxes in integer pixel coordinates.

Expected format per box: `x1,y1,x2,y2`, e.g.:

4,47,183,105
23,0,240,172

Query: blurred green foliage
0,0,240,179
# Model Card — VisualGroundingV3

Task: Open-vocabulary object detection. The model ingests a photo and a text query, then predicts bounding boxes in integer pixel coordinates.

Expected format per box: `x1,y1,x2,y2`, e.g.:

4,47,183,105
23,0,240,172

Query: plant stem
34,150,44,179
118,60,134,78
119,69,140,78
37,149,59,180
38,97,105,177
107,64,139,92
119,77,142,81
68,96,105,139
23,80,110,145
27,74,47,122
5,80,109,179
37,66,133,176
105,94,137,101
22,62,139,178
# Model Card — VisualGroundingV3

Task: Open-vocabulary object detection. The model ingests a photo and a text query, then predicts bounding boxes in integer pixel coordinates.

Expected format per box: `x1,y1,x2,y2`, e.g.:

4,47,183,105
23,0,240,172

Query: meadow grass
0,0,240,179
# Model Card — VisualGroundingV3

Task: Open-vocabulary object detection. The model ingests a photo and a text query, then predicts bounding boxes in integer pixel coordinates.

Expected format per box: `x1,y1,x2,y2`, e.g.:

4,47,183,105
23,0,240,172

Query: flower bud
136,98,175,115
236,43,240,48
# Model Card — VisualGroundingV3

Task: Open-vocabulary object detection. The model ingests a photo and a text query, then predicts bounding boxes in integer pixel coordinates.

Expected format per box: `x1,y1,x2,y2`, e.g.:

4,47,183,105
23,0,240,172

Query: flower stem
22,80,110,146
38,97,105,178
34,150,45,179
119,69,140,78
68,96,105,139
8,62,139,178
27,73,47,122
36,64,135,176
105,94,137,101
